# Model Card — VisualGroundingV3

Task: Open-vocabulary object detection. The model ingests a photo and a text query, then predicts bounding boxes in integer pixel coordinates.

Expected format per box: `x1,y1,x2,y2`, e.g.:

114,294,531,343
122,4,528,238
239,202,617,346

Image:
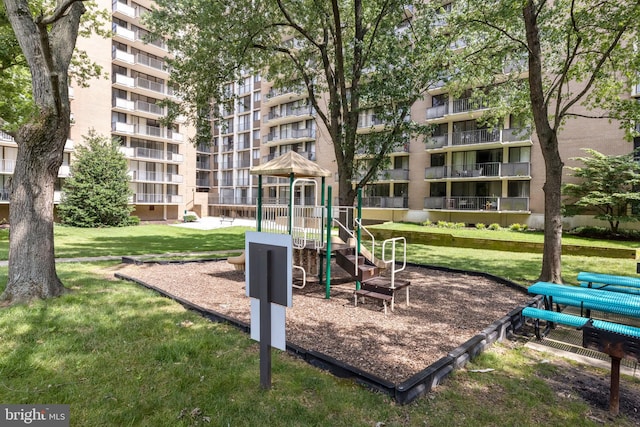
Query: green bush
488,223,501,230
454,222,466,229
184,214,198,223
58,130,134,228
475,223,486,230
422,219,433,227
437,220,449,228
127,216,141,226
509,223,522,232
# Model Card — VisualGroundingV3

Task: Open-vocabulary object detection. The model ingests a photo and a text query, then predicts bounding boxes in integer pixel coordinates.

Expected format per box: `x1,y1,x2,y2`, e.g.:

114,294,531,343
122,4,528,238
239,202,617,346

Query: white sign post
245,231,292,389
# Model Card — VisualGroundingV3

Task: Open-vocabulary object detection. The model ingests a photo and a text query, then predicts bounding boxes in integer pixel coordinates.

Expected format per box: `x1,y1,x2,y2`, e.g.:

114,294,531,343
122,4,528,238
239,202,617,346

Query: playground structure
248,151,410,311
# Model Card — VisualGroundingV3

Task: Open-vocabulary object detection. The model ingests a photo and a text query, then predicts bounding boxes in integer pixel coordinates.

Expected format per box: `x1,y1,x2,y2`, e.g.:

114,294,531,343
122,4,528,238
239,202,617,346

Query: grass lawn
372,222,640,249
1,263,638,426
0,225,250,260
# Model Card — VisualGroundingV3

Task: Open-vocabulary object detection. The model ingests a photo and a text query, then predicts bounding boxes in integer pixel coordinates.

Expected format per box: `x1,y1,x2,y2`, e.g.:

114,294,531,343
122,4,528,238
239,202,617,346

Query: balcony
134,124,165,138
209,195,257,205
113,49,135,64
452,97,488,114
135,53,165,72
113,97,135,111
129,193,183,205
358,115,385,129
426,104,448,119
135,100,164,116
424,128,531,149
112,121,135,134
424,196,529,212
58,164,70,178
265,105,315,123
196,178,211,187
113,24,135,41
353,168,410,182
113,1,135,17
135,77,166,95
0,130,15,143
125,144,171,161
360,196,408,208
130,170,183,184
0,159,15,173
425,162,531,179
262,128,316,144
64,139,74,151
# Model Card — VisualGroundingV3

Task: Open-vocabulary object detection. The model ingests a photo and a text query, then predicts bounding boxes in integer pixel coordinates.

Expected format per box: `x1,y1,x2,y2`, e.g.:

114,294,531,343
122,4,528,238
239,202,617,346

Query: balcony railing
135,53,165,71
196,161,210,169
113,1,135,17
132,193,183,204
0,130,14,142
425,162,531,179
113,49,135,64
353,168,410,182
136,77,165,95
209,195,257,205
452,97,488,114
196,178,211,187
425,128,531,149
426,104,448,119
113,97,135,110
424,196,529,211
135,100,164,116
360,196,408,208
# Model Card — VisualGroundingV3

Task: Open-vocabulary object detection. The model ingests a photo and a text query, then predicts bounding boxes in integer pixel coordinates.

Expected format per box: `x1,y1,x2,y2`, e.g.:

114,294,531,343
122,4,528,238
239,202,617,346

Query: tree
58,130,134,228
563,149,640,234
446,0,640,283
0,0,100,304
146,1,447,207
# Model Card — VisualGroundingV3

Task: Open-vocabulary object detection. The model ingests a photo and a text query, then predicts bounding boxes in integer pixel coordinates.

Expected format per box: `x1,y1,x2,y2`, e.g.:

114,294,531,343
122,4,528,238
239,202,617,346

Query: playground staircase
334,246,411,313
334,247,380,282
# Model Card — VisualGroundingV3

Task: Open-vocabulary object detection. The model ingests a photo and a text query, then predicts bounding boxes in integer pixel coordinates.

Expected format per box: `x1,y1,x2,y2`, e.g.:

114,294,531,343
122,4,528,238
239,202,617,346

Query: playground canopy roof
250,150,331,178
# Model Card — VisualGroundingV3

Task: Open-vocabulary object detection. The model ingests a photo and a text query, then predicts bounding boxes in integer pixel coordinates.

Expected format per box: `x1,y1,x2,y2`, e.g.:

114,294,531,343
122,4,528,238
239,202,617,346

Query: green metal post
257,175,262,232
325,186,332,299
319,177,326,281
356,188,362,291
289,172,294,235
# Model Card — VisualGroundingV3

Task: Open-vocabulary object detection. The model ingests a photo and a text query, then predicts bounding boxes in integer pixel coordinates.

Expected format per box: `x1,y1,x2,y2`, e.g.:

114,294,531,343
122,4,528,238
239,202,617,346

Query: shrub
184,214,198,223
509,223,522,232
58,130,134,228
127,216,141,226
437,220,449,228
454,222,466,229
422,219,432,227
488,223,501,230
475,223,486,230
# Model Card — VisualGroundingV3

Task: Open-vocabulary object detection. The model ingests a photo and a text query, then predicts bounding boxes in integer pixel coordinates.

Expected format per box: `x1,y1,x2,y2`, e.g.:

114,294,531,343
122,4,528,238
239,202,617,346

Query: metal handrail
382,237,407,290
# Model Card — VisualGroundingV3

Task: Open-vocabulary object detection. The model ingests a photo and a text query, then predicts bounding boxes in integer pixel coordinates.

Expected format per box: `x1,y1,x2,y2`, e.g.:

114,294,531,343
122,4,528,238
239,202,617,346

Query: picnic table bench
523,281,640,415
578,271,640,296
220,215,235,225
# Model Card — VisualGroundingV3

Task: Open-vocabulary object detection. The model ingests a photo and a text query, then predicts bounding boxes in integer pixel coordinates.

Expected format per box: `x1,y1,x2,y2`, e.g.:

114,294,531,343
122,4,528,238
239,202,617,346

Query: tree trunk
1,0,86,304
2,113,67,302
523,0,563,284
539,137,564,283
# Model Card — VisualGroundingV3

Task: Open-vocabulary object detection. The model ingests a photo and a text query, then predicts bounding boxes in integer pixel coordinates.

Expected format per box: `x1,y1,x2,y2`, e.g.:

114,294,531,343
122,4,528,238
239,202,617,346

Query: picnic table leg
406,287,409,307
610,356,621,416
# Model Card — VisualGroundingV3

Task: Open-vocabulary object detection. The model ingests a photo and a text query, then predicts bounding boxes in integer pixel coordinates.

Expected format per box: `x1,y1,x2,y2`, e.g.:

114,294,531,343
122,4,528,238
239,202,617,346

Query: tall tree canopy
0,0,105,304
146,0,448,206
446,0,640,283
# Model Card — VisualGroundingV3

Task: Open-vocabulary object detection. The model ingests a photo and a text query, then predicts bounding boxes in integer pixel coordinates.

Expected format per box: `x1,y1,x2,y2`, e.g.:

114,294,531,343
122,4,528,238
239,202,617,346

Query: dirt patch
110,260,530,383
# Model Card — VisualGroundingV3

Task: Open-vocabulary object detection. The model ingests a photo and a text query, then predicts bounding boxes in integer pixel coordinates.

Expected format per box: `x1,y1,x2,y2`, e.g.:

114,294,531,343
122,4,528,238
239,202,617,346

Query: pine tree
59,130,135,227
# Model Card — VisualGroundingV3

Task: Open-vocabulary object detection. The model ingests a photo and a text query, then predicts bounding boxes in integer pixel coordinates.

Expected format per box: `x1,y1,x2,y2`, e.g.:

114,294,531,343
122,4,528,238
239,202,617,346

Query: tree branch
36,0,84,25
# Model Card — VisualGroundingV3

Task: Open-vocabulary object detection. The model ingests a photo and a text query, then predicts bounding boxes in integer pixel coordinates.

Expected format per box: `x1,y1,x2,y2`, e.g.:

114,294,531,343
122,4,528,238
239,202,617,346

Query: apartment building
2,0,631,228
69,0,191,221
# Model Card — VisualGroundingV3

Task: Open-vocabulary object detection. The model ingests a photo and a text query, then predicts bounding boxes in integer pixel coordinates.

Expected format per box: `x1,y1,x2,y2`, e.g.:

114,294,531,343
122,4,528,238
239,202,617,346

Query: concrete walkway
170,216,256,230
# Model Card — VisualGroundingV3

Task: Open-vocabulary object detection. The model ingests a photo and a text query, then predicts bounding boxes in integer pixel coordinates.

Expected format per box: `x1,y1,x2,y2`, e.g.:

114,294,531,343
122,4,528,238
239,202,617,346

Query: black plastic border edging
114,258,538,405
